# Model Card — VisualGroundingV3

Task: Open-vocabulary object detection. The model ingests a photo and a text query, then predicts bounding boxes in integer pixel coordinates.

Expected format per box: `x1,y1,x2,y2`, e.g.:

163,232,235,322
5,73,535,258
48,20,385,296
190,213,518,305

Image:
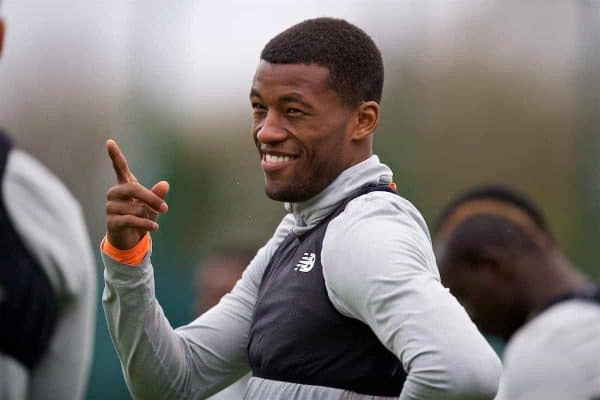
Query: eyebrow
249,89,313,110
279,94,313,110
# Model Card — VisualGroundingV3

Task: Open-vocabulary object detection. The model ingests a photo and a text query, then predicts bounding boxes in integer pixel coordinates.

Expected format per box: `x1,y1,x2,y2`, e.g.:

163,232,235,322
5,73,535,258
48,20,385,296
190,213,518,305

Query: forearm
101,211,291,399
357,275,501,400
394,288,501,400
102,244,261,400
103,253,194,400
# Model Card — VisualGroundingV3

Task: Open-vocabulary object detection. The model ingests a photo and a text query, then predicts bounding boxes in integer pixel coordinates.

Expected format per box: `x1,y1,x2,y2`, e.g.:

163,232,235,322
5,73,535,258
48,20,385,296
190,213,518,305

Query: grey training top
1,148,97,400
496,299,600,400
102,155,501,400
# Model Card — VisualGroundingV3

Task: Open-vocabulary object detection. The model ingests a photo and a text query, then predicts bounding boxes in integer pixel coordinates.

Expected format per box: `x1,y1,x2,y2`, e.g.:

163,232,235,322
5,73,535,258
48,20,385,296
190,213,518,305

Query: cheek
304,120,350,159
456,274,493,313
472,277,498,308
472,279,515,327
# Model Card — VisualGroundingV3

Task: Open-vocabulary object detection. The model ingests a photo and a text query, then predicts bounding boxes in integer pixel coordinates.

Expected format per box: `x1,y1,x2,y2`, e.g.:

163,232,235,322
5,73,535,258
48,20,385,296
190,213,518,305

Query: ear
351,100,380,141
0,19,4,58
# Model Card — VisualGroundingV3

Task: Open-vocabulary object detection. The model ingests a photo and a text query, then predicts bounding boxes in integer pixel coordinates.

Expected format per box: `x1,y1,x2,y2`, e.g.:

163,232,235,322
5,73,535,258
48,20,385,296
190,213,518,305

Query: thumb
151,180,170,200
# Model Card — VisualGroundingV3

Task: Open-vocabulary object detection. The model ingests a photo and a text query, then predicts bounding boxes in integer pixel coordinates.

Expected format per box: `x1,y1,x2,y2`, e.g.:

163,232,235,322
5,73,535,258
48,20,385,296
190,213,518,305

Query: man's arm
3,148,97,400
104,247,239,398
102,137,294,399
102,214,293,399
322,192,501,400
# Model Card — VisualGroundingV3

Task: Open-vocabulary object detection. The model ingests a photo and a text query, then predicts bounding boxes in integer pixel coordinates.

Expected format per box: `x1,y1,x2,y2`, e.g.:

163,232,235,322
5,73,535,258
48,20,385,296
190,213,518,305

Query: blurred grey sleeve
322,193,502,400
0,356,28,400
3,149,97,400
102,214,293,400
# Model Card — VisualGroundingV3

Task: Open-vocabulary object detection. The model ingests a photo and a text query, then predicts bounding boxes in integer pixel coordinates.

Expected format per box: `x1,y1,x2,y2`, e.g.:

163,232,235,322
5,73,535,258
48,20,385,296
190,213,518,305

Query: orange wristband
102,233,151,266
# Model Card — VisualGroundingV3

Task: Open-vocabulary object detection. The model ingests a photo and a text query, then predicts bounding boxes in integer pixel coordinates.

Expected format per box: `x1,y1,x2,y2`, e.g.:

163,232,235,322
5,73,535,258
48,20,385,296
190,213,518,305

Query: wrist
102,232,151,266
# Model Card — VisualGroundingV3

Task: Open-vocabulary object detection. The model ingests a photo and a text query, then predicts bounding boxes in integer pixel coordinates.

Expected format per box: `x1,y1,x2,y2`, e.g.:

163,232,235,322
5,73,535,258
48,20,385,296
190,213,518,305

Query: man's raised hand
105,139,169,250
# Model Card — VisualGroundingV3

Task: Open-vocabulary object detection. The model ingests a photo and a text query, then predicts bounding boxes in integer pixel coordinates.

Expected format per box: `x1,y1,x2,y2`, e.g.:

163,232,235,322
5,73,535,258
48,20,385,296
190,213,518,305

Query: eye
252,102,266,112
286,107,303,116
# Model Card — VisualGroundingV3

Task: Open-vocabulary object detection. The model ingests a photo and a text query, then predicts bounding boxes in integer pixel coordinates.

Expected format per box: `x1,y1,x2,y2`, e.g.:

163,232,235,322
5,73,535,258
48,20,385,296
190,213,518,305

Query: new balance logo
294,252,316,272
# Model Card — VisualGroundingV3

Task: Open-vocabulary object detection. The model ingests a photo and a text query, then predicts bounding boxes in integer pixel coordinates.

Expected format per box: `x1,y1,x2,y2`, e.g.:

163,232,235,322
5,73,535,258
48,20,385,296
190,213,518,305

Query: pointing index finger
107,139,135,184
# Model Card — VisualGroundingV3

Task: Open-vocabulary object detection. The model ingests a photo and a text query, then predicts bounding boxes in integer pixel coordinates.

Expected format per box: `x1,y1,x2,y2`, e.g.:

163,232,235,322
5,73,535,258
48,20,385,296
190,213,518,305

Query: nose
255,110,288,145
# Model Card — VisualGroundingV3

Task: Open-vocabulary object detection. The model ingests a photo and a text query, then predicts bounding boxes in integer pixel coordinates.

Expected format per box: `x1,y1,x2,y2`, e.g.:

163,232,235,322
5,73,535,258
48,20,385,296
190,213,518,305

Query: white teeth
265,154,292,163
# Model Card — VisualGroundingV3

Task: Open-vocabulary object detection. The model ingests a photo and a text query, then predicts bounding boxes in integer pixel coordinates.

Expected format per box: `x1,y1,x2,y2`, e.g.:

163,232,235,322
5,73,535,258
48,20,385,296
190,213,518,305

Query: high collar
284,155,393,234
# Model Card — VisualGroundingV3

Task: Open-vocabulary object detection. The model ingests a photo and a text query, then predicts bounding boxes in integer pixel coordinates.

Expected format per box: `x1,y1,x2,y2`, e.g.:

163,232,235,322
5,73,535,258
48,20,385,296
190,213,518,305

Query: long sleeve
3,149,97,400
322,192,501,400
102,215,294,399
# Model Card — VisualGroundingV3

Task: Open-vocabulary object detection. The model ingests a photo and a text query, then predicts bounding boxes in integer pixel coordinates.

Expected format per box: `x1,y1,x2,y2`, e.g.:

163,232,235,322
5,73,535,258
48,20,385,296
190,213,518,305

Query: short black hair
440,214,541,266
260,17,384,107
434,184,553,240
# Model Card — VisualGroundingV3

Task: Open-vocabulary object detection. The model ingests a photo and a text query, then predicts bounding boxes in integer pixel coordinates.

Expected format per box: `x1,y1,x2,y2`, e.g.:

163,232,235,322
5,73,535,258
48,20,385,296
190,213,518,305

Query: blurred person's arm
322,192,502,400
3,146,97,399
102,215,293,399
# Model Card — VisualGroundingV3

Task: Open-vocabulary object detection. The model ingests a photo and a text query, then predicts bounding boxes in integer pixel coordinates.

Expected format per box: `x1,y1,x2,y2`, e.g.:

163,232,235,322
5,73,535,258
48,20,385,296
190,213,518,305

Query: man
194,247,255,400
102,18,501,399
0,13,97,400
194,246,255,318
434,185,600,400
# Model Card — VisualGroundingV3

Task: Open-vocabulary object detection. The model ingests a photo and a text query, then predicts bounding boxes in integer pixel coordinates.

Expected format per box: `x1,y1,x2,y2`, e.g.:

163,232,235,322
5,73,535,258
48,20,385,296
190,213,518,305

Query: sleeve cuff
101,233,151,267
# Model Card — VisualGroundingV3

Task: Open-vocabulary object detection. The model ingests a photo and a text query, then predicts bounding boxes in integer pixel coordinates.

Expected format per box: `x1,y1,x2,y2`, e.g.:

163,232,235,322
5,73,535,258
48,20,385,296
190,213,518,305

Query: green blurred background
0,1,598,398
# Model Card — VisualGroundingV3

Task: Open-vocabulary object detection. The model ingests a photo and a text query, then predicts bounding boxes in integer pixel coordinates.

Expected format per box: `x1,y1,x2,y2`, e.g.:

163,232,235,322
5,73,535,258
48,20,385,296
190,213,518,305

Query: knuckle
132,182,143,192
107,183,127,198
106,201,124,215
131,184,144,198
137,205,149,218
106,186,117,199
131,207,140,217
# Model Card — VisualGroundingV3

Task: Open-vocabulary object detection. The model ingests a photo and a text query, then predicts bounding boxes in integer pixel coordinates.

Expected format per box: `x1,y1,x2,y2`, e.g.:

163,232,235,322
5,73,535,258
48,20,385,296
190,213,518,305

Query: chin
265,181,316,203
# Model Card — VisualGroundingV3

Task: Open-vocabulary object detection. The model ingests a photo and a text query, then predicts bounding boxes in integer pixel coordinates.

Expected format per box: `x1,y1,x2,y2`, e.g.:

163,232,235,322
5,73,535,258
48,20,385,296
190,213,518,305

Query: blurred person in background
102,17,500,399
434,185,600,400
194,246,255,400
194,246,254,317
0,9,96,400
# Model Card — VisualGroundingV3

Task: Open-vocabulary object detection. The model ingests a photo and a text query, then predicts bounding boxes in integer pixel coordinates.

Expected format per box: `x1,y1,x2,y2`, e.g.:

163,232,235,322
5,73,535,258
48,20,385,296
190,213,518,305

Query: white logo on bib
294,252,316,272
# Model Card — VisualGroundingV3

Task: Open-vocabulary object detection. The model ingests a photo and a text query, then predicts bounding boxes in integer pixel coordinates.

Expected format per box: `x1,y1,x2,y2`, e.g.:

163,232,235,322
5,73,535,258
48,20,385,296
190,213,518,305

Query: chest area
247,223,352,375
261,229,326,294
253,223,337,325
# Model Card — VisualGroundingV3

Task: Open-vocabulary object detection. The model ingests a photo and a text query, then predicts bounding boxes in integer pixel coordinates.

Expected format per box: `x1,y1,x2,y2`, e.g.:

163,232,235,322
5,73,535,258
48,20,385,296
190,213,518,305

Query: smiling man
102,18,501,399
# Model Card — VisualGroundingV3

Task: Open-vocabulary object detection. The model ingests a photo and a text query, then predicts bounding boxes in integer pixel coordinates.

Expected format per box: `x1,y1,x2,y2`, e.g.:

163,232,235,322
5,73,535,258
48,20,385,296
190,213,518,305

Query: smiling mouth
263,153,295,163
260,151,299,172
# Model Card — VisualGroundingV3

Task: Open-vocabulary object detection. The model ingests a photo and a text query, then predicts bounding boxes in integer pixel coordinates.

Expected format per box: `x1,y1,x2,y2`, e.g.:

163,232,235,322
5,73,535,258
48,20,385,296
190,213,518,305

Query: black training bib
248,183,406,396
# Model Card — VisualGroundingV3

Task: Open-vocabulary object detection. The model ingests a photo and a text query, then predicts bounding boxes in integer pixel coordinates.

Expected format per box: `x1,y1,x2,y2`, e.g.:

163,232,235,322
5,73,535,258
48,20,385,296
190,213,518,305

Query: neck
523,249,589,317
347,148,372,170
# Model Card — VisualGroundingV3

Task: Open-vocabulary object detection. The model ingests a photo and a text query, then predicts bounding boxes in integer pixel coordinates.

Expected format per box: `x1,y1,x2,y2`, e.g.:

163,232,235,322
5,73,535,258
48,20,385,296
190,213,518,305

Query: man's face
250,61,355,202
437,241,526,340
